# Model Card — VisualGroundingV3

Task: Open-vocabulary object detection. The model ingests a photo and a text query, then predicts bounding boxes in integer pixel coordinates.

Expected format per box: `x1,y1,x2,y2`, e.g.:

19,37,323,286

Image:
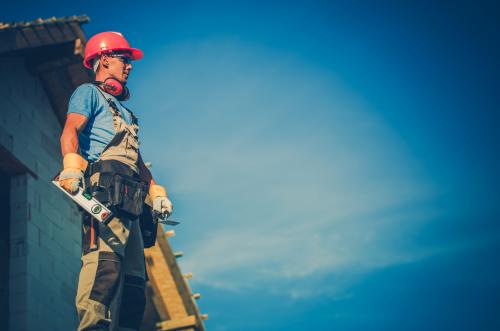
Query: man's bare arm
60,113,89,156
58,113,89,193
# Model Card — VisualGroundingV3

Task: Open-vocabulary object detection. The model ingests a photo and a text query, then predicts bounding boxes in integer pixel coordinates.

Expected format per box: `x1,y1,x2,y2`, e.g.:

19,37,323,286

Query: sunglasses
109,54,132,65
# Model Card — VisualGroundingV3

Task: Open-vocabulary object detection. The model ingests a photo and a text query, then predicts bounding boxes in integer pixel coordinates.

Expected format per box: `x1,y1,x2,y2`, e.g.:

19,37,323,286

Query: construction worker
59,31,172,331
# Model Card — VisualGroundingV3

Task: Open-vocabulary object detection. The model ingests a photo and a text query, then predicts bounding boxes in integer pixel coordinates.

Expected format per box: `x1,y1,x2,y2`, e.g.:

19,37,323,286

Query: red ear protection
94,78,130,101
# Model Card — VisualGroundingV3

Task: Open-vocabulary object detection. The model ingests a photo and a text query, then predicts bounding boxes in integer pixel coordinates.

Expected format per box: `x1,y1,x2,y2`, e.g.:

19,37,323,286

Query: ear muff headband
94,78,130,101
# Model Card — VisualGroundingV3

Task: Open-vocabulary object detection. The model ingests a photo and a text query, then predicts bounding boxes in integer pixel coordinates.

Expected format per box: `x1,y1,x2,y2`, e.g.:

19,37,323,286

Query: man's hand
149,184,173,217
59,153,88,194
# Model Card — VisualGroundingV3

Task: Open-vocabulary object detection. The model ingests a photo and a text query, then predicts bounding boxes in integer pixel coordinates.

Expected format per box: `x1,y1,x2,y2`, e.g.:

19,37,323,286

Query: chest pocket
93,85,141,173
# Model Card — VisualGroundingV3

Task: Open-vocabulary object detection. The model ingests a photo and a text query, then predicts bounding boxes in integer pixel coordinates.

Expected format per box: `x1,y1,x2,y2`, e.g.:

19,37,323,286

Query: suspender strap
92,84,139,126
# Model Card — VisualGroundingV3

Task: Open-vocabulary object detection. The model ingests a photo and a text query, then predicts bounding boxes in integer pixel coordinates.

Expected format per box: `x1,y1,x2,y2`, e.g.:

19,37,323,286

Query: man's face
101,53,132,83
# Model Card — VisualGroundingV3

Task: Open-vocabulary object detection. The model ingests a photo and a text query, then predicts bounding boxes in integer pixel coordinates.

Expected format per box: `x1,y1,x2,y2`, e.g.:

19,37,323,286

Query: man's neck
95,72,111,82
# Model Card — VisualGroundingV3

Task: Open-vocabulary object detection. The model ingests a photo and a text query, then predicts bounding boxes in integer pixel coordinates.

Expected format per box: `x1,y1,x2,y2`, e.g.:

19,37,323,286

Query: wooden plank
33,25,54,45
13,29,30,50
145,255,170,321
145,240,189,320
156,315,196,331
19,27,42,47
147,228,206,331
57,22,77,41
68,22,87,43
45,24,65,43
156,231,198,316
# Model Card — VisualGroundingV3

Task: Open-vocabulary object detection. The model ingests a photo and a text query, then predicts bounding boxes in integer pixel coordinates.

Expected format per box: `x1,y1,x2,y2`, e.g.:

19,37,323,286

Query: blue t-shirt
67,83,137,161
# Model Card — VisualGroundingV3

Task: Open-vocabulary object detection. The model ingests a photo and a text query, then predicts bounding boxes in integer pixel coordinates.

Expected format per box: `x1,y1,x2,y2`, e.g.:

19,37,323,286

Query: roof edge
0,15,90,30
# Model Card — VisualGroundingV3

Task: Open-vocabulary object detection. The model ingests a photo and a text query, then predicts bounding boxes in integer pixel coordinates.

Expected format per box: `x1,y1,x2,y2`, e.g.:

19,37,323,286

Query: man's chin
115,77,127,85
110,75,127,84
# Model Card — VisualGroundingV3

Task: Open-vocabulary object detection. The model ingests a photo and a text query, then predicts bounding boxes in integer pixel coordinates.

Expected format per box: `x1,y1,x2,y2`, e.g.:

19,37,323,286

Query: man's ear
101,54,110,68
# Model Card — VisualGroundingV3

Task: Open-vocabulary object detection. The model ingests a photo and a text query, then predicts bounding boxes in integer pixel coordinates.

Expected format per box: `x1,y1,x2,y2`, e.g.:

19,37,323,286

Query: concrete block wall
0,57,82,331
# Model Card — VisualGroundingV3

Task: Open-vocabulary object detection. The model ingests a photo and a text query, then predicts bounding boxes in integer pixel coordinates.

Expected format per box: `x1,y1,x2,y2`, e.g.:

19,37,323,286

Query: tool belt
85,160,147,219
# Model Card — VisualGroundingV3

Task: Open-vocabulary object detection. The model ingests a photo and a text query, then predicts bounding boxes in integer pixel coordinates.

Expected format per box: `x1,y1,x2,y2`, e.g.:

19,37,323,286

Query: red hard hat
83,31,143,69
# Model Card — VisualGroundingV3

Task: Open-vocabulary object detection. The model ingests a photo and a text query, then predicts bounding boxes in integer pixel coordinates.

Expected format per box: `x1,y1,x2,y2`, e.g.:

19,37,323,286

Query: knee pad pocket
89,252,122,307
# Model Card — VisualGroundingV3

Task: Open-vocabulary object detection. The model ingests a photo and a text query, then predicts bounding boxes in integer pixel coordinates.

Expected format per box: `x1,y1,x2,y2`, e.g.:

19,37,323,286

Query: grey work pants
75,213,146,331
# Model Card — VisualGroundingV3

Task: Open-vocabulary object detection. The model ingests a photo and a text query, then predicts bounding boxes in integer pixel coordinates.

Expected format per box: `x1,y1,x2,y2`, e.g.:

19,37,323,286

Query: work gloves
59,153,172,218
149,184,173,217
59,153,88,194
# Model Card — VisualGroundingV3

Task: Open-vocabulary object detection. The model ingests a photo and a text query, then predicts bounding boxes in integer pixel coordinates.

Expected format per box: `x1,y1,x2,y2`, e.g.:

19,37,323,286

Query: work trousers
75,211,146,331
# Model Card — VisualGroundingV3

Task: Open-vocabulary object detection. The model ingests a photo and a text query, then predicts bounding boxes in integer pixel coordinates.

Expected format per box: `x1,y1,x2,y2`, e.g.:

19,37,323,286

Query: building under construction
0,15,206,331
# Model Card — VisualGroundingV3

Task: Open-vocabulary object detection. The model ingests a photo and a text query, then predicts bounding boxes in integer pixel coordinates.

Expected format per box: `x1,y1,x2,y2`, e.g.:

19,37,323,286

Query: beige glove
59,153,88,194
149,184,173,217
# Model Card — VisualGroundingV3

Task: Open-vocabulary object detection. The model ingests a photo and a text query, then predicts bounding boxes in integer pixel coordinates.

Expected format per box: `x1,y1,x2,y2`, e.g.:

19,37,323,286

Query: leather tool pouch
139,203,158,248
88,160,147,218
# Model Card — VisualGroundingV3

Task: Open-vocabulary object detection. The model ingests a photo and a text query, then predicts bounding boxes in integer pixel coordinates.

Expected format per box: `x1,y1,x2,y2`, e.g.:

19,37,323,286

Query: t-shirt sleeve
67,84,98,118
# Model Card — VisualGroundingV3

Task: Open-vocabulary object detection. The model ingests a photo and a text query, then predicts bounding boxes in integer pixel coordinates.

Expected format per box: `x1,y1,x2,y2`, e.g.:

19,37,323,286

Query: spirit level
52,176,113,223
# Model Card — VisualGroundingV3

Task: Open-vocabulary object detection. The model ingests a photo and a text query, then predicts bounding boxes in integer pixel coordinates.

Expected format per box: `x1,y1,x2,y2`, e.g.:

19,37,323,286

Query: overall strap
92,83,138,128
90,83,141,174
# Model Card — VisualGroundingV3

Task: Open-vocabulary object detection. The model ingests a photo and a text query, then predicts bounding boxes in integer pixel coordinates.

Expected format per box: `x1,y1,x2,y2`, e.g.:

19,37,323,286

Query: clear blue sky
4,1,500,330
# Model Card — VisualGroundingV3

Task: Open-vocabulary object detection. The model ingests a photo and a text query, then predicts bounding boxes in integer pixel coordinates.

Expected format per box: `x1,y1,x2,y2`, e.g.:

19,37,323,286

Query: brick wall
0,57,81,331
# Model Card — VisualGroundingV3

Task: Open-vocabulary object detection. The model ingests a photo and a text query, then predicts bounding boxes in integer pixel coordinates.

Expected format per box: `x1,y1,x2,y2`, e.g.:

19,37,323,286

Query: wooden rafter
144,226,206,331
